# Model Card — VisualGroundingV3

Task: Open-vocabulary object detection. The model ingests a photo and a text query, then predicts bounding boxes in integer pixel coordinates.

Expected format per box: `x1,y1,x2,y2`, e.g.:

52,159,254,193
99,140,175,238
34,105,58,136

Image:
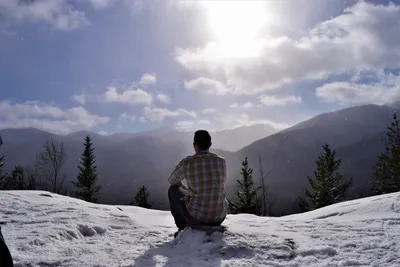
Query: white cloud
156,93,171,104
218,113,290,131
201,108,217,114
139,73,157,85
98,130,110,136
175,120,211,131
259,95,302,106
243,102,253,109
230,102,254,108
71,94,86,105
184,77,231,95
0,0,88,31
104,86,152,106
140,106,196,122
120,112,136,121
177,109,197,118
316,71,400,105
176,2,400,96
88,0,118,9
0,101,110,134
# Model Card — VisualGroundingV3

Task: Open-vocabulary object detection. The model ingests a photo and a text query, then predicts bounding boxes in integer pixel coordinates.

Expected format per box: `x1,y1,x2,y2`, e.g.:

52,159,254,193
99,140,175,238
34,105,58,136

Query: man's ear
210,142,212,148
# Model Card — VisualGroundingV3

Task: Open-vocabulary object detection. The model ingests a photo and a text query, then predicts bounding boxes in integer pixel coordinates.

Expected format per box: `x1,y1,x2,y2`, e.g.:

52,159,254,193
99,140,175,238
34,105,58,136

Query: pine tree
0,135,7,190
3,166,25,190
134,185,152,208
296,195,310,213
24,166,38,190
72,136,101,203
0,154,6,190
304,143,352,211
230,157,262,215
371,112,400,194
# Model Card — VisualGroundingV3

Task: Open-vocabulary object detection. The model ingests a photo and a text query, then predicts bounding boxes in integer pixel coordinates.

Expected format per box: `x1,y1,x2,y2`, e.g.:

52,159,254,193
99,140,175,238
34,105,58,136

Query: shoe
174,230,180,238
174,228,186,238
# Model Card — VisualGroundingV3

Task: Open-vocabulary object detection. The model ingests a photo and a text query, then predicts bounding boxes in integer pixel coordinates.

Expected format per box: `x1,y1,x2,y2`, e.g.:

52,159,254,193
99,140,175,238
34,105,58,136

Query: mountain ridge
0,103,398,215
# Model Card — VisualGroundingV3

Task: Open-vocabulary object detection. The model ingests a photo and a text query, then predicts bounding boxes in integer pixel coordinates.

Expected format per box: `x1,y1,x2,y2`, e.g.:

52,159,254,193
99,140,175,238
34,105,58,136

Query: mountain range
0,103,398,215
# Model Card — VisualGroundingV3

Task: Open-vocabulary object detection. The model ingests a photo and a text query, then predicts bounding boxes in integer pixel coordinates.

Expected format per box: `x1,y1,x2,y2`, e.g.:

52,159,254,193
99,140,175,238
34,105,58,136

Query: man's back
169,151,228,223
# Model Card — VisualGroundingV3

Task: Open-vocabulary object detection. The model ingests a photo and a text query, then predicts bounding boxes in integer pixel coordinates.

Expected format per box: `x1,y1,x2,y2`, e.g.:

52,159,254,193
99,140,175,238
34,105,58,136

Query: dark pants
168,184,225,230
0,227,14,267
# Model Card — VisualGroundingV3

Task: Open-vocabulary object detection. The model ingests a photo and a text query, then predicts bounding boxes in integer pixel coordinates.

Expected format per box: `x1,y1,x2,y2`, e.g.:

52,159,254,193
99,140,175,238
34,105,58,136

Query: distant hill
211,124,278,152
107,124,278,152
229,104,398,215
0,124,270,209
0,104,398,215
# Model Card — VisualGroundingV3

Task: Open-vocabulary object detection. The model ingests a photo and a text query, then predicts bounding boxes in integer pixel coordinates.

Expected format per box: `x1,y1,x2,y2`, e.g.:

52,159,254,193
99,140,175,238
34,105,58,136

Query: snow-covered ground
0,191,399,267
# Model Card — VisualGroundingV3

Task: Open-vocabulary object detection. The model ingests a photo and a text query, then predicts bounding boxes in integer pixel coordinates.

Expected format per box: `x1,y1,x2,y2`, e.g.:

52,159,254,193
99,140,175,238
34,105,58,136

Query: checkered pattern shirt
168,151,228,223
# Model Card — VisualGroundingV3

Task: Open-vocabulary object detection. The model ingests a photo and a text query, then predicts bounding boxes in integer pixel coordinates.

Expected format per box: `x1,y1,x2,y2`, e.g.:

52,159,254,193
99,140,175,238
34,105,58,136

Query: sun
203,0,270,58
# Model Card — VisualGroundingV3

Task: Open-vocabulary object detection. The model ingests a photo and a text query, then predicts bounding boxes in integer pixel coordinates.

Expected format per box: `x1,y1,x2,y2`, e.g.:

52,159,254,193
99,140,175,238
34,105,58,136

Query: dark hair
194,130,211,150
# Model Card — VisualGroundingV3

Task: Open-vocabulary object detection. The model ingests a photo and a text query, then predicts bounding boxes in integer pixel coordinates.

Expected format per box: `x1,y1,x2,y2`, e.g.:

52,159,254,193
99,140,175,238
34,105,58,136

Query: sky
1,0,400,135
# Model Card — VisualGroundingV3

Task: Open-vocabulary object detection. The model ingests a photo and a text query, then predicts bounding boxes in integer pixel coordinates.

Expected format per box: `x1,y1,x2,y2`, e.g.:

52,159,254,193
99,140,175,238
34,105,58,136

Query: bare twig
36,139,67,194
256,152,274,216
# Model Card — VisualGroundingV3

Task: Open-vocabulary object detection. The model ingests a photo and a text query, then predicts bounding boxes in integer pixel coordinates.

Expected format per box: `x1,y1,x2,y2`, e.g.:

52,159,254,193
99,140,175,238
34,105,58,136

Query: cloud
259,95,302,106
88,0,119,9
316,71,400,105
120,112,136,121
230,102,254,108
156,93,171,104
0,0,89,31
98,130,110,136
243,102,253,109
0,101,110,134
140,106,196,122
71,94,86,105
175,120,211,131
176,2,400,96
201,108,217,114
218,113,290,131
139,73,157,85
104,86,152,106
184,77,231,95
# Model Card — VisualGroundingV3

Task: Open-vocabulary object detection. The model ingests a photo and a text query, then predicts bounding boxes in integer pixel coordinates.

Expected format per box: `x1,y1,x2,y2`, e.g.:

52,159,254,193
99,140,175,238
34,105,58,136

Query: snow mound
284,191,400,221
1,190,399,266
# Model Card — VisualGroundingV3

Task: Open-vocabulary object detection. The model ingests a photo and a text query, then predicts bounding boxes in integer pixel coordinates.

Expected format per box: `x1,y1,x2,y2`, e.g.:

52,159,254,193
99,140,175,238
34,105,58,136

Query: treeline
228,111,400,216
0,135,151,208
0,138,68,194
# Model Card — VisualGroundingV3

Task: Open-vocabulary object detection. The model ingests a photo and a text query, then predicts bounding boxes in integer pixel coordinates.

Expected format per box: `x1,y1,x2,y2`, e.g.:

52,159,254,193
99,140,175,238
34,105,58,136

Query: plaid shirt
168,151,228,223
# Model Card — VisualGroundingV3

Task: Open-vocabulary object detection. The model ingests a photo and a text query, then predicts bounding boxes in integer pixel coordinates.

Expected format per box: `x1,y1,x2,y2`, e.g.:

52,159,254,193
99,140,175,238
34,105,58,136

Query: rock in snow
0,190,399,266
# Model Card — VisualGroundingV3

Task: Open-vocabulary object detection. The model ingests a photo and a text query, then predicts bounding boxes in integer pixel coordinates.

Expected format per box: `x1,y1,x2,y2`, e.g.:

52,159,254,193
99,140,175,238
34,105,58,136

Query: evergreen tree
24,166,38,190
134,185,152,208
371,112,400,194
230,157,262,215
0,154,6,190
296,195,310,213
0,135,7,190
304,143,352,211
72,136,101,203
3,166,25,190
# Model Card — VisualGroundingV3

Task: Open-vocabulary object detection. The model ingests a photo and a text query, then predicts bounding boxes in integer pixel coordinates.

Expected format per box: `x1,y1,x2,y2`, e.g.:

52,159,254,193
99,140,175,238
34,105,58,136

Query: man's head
193,130,212,152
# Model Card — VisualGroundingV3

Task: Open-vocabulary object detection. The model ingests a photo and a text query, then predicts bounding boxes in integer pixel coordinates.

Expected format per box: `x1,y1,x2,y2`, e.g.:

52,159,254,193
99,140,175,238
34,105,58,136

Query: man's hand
180,182,188,190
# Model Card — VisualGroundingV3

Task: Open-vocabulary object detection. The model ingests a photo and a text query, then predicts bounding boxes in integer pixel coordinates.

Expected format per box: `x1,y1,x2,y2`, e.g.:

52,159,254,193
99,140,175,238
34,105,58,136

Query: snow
0,191,399,266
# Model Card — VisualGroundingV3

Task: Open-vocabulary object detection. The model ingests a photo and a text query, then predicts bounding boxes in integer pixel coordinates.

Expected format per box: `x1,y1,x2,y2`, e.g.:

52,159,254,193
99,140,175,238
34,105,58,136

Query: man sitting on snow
168,129,228,238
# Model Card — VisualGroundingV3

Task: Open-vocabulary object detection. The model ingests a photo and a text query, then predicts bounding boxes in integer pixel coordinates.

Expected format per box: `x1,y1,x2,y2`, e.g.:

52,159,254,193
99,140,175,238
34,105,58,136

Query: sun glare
203,1,270,58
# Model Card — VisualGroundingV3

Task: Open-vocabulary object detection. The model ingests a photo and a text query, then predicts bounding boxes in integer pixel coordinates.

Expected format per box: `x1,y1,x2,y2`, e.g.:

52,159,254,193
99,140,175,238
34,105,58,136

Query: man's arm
168,158,186,185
